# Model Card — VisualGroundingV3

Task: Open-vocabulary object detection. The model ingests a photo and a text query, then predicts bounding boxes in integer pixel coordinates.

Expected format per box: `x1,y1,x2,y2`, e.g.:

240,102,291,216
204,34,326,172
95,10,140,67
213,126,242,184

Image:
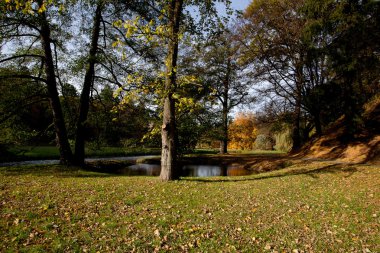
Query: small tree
228,112,257,150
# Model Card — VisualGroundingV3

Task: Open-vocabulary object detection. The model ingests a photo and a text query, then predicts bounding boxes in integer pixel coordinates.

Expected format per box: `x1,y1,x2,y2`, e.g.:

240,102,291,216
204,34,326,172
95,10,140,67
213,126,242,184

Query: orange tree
228,112,257,150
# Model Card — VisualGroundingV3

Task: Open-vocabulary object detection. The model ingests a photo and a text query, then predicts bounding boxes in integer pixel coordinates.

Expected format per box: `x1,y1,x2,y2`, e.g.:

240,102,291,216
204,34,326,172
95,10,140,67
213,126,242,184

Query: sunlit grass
0,162,379,252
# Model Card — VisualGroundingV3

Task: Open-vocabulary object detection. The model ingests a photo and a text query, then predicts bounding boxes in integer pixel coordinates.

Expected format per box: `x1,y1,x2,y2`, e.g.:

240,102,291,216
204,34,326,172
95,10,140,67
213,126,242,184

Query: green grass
0,162,379,252
2,146,283,163
2,146,161,162
7,146,60,160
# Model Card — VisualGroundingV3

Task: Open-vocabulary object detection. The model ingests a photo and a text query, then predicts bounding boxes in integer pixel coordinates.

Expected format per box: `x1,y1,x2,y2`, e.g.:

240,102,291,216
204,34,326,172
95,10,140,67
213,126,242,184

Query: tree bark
220,105,228,154
219,57,231,154
342,73,358,137
291,96,301,151
313,111,322,136
74,3,102,166
40,12,73,165
291,62,303,152
160,0,183,181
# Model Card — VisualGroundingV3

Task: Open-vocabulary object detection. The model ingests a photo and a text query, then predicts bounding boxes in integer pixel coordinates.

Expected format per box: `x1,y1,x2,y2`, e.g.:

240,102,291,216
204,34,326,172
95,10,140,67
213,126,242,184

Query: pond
0,156,253,178
122,164,252,177
0,156,158,167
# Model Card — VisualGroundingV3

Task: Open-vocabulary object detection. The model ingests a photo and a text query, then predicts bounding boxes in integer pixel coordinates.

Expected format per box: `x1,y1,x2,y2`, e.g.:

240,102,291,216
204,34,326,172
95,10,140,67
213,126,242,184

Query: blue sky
230,0,252,11
216,0,252,16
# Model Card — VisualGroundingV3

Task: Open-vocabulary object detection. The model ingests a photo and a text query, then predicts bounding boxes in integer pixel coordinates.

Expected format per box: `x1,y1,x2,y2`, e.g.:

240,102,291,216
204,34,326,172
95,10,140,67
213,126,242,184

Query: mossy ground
0,160,379,252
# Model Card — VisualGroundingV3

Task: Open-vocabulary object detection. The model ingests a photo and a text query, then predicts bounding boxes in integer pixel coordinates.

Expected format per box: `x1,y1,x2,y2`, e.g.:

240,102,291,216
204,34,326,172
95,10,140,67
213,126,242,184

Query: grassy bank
0,162,379,252
1,146,162,162
1,146,284,163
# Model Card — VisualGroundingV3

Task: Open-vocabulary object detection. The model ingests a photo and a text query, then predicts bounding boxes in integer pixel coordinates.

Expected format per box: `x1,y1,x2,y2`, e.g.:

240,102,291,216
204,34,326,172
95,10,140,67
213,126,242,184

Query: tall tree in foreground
159,0,184,180
115,0,231,180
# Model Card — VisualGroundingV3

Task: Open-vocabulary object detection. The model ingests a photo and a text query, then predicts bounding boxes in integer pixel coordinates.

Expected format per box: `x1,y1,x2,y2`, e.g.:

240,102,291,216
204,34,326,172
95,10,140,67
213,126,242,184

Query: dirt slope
297,98,380,164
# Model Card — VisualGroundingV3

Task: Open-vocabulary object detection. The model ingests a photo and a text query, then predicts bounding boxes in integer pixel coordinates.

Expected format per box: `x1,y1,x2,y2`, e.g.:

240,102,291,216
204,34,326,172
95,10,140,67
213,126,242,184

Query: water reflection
227,166,252,177
0,156,253,178
124,164,252,178
0,156,159,167
182,165,223,177
124,164,161,176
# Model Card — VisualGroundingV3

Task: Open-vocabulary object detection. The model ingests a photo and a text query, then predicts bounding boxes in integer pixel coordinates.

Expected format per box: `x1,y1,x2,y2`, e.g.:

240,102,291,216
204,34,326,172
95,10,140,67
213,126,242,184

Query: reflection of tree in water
182,165,222,177
182,164,252,177
227,166,252,177
126,164,161,176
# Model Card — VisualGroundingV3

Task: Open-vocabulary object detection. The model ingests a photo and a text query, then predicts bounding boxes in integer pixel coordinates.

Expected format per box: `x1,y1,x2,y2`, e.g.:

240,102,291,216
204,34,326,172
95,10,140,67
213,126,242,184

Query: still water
123,164,252,177
0,156,157,167
0,156,253,178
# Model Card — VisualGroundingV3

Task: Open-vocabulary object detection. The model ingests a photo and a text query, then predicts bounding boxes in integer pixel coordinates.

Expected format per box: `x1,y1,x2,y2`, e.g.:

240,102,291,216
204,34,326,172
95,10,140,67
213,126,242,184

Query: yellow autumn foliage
228,112,258,150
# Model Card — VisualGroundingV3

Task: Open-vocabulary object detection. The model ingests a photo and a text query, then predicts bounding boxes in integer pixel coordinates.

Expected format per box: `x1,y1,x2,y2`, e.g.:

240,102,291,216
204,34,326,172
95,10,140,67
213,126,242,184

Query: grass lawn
0,162,379,252
3,146,162,162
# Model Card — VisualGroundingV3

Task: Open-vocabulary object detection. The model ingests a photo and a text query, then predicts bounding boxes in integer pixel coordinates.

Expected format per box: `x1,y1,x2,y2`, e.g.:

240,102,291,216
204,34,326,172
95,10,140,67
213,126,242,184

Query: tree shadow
181,163,358,183
0,162,137,178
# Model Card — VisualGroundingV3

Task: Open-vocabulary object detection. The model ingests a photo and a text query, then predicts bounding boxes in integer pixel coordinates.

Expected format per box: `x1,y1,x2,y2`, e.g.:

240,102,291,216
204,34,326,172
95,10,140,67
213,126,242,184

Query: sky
229,0,252,11
216,0,252,16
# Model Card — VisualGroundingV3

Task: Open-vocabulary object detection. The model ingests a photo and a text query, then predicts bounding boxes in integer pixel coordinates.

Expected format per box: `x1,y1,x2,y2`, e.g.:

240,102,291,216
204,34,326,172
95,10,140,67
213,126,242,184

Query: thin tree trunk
220,104,228,154
292,62,303,152
314,111,322,136
160,0,183,181
291,99,301,151
40,12,73,165
342,73,358,137
74,3,102,166
220,57,231,154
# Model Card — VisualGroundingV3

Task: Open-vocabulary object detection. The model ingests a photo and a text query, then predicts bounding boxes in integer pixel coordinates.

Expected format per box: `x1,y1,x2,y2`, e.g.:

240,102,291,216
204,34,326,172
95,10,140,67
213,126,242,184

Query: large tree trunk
219,58,231,154
74,3,102,166
40,13,73,165
160,0,183,181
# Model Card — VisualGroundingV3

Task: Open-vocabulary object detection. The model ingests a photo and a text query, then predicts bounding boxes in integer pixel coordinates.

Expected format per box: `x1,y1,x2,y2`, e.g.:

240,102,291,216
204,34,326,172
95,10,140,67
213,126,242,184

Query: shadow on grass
0,162,136,178
182,164,358,183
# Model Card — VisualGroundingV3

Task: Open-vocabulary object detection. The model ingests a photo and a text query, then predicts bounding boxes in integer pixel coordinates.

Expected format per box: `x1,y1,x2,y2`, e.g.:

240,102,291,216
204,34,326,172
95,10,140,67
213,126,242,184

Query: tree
115,0,231,181
240,0,380,151
1,0,73,164
239,0,310,150
72,0,158,165
302,0,380,136
152,0,183,181
184,29,253,154
73,1,103,165
228,112,257,150
0,67,53,146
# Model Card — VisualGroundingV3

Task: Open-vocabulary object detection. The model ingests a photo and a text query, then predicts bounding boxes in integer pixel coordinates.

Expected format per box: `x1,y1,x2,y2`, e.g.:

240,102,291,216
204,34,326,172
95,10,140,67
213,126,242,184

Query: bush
274,128,292,152
254,134,274,150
